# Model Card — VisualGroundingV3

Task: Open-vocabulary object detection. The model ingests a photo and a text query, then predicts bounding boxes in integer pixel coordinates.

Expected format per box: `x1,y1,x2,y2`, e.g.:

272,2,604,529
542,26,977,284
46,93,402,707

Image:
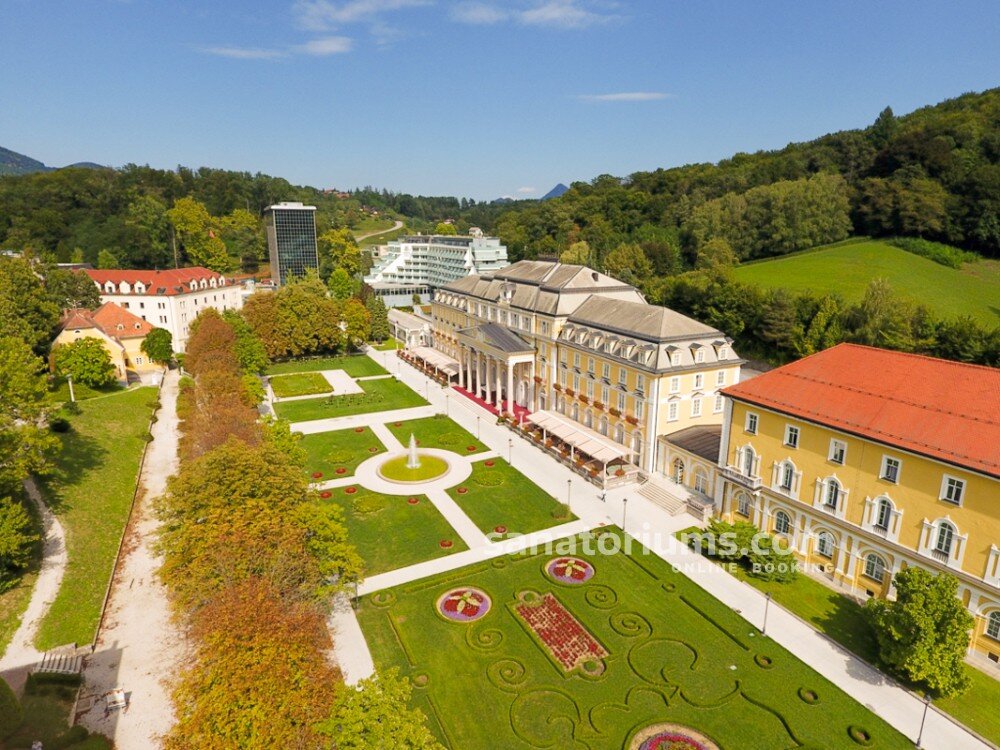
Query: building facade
715,344,1000,667
365,229,508,305
84,267,243,352
53,302,161,381
428,260,743,474
265,202,318,285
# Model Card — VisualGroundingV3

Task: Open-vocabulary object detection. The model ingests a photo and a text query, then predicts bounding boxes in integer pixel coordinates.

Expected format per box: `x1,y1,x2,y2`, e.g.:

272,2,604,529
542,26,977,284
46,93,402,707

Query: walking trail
78,369,185,748
0,479,68,694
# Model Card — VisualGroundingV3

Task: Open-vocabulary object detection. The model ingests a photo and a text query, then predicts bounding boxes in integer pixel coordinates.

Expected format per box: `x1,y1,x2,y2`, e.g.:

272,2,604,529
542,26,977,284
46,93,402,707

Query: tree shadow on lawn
38,431,107,515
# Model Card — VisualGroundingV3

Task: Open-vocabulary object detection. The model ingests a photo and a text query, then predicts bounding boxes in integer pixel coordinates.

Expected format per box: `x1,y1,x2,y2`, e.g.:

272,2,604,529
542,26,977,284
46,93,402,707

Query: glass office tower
264,202,318,285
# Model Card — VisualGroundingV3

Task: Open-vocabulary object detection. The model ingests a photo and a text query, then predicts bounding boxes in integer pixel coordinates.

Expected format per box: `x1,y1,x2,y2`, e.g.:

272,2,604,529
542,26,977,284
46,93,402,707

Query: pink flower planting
494,525,507,534
437,588,491,622
514,593,607,672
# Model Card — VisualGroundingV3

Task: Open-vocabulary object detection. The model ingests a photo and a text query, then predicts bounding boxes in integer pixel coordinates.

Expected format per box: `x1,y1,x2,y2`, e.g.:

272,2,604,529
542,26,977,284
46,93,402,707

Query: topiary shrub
474,471,504,487
353,495,387,514
798,687,820,704
0,677,23,739
326,449,353,464
847,725,873,746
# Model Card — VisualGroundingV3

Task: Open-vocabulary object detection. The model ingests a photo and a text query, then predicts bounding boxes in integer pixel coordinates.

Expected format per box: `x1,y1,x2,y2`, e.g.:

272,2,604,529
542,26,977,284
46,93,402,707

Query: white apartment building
365,228,508,306
84,267,243,352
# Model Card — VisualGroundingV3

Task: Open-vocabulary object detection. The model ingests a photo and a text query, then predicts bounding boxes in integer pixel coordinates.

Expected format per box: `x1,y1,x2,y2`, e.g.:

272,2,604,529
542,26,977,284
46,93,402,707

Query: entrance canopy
527,410,630,464
411,346,460,376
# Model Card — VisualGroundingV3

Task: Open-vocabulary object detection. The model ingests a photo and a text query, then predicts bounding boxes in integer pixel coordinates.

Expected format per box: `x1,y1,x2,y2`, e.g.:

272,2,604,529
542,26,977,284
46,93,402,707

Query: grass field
373,339,399,351
35,387,157,650
299,426,387,480
266,355,388,378
386,415,488,455
359,224,407,247
352,216,397,237
273,376,427,422
359,530,911,749
448,459,575,537
46,377,124,405
733,239,1000,325
270,372,333,398
679,528,1000,744
322,487,466,576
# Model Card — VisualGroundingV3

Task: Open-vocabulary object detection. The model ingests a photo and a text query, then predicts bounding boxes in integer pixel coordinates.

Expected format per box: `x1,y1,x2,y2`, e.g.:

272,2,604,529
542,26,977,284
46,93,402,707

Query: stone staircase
639,481,688,516
35,644,85,676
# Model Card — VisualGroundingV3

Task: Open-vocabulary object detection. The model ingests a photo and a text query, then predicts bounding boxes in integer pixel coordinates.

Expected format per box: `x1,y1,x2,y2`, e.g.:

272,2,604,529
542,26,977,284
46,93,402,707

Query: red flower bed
345,487,357,495
456,487,468,494
320,491,332,499
335,467,347,474
546,557,595,584
368,446,379,453
439,539,453,549
437,587,490,622
494,525,507,534
466,445,477,452
312,471,323,479
514,593,608,672
354,427,365,433
484,460,495,467
394,422,403,427
407,497,419,505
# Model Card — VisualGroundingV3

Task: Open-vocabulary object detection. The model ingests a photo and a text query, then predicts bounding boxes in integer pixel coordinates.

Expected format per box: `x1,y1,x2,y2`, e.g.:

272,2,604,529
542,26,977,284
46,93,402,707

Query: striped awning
411,346,460,375
527,410,630,464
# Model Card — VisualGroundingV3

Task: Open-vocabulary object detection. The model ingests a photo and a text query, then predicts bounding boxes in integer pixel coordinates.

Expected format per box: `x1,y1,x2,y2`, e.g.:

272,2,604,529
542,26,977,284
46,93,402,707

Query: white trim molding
862,494,903,543
918,516,968,572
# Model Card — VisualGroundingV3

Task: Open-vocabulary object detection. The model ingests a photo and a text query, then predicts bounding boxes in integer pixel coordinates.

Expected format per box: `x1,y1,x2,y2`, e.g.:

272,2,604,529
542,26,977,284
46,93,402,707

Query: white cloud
450,2,508,24
516,186,537,194
577,91,672,102
451,0,618,28
295,0,433,30
201,45,287,60
295,35,355,55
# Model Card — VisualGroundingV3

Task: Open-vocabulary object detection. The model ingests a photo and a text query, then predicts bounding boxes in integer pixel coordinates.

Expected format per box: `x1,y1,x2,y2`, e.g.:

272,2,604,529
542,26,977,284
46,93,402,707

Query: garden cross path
336,345,993,750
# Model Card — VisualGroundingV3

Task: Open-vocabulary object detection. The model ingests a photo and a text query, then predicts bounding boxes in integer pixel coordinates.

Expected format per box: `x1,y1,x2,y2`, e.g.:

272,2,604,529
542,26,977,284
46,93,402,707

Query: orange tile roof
84,267,236,296
722,343,1000,477
59,302,154,340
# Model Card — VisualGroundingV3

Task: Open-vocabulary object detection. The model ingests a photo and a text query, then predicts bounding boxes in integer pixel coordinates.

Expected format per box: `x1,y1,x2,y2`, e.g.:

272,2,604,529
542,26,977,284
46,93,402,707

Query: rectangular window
586,380,594,397
618,367,627,385
784,425,799,449
880,456,901,484
829,440,846,464
587,357,594,374
617,392,626,412
745,412,758,434
714,394,724,413
573,375,580,391
694,373,704,389
602,363,610,379
716,370,726,386
668,402,678,421
636,374,645,392
670,376,680,394
635,400,643,419
941,475,965,505
601,386,609,405
695,349,705,363
573,353,580,367
671,352,681,366
691,398,702,417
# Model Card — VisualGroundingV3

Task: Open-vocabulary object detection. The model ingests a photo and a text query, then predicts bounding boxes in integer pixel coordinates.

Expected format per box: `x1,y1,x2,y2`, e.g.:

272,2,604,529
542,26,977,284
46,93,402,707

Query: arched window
863,553,887,582
825,478,841,508
774,510,791,534
598,416,608,436
780,461,795,491
571,403,579,421
632,432,643,465
816,531,834,558
935,521,955,556
694,468,709,495
742,446,755,476
988,611,1000,641
874,497,892,531
614,424,625,444
584,410,593,428
736,492,752,517
672,458,685,484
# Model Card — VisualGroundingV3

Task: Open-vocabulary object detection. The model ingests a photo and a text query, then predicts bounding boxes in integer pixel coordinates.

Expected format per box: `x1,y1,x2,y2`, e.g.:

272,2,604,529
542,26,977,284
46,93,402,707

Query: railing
931,549,951,564
721,465,762,490
871,524,890,538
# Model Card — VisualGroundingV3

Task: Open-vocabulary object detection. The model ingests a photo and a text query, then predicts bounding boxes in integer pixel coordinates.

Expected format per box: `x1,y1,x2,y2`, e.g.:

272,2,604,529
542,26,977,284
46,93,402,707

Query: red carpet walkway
451,386,531,423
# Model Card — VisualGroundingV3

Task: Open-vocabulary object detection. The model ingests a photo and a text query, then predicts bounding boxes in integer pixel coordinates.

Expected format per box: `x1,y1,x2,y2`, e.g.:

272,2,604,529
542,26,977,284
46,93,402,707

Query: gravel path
78,369,184,748
0,478,68,694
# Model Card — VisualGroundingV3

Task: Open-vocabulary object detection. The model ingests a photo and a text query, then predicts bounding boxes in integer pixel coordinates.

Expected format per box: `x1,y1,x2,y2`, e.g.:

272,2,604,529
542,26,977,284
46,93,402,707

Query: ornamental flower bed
512,592,607,674
335,467,347,474
484,460,495,467
546,557,595,584
354,427,365,433
319,491,332,499
494,525,507,534
631,724,720,750
345,487,357,494
437,587,491,622
407,496,420,505
439,539,453,549
466,445,477,452
312,471,324,479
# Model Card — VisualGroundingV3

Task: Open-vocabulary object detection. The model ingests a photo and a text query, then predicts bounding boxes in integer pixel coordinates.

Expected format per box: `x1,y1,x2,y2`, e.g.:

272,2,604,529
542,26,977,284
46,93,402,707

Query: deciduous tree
52,337,117,387
141,327,174,364
0,336,56,494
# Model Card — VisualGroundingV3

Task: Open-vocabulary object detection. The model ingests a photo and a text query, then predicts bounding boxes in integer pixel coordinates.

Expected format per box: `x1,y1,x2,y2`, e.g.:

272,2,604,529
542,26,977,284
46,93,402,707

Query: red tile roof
723,343,1000,477
84,267,235,296
59,302,154,340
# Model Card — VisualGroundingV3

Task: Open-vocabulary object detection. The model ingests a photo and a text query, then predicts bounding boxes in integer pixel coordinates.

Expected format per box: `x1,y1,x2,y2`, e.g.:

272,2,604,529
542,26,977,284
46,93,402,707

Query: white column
458,347,465,389
495,359,503,409
506,361,514,413
485,356,492,404
529,359,536,411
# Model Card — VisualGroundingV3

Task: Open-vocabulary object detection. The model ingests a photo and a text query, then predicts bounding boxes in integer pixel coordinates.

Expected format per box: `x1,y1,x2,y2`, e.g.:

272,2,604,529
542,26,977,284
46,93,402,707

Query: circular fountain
377,434,450,483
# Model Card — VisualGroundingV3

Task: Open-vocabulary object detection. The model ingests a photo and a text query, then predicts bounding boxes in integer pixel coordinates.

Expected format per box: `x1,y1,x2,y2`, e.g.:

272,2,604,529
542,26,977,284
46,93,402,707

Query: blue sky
2,0,998,199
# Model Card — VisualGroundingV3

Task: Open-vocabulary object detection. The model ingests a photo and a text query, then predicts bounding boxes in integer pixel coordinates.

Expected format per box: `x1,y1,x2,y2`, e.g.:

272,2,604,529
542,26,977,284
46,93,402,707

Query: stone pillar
458,347,465,389
485,356,492,404
507,362,514,414
529,359,536,411
495,360,503,410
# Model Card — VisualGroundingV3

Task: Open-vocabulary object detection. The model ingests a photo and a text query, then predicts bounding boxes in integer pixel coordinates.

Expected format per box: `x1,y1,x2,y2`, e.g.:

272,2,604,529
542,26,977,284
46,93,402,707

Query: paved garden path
79,369,185,749
352,346,991,750
292,404,438,435
0,479,68,694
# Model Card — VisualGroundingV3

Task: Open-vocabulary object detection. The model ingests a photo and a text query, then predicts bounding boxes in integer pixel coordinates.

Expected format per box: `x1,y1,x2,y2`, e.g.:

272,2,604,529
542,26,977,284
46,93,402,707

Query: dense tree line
657,268,1000,366
489,89,1000,265
162,308,438,748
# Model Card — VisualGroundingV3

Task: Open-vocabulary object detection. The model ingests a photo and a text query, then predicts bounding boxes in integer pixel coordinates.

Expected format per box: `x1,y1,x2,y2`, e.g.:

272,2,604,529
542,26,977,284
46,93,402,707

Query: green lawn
379,455,450,482
359,224,408,247
299,426,387,480
386,415,488,455
733,239,1000,324
270,372,333,398
352,216,397,237
447,459,575,537
266,355,388,378
35,387,157,649
273,377,426,423
358,529,912,749
373,339,399,351
6,677,111,749
322,487,466,576
678,528,1000,745
46,377,124,405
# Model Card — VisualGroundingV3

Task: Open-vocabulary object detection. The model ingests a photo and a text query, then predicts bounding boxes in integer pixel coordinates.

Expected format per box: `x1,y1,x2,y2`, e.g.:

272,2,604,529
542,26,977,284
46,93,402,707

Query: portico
454,323,536,414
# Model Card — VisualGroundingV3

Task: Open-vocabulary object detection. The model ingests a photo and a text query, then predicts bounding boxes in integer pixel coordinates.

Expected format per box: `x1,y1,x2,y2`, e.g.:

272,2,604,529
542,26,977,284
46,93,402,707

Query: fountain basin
377,453,450,483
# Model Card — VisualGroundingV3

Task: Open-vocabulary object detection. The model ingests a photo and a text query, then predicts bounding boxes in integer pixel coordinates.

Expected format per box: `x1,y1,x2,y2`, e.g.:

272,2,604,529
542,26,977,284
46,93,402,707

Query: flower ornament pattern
437,587,491,622
546,557,595,584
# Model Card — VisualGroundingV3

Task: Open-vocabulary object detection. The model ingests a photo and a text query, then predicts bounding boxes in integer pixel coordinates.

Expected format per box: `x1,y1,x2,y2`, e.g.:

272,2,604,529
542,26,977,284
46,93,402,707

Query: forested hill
490,88,1000,266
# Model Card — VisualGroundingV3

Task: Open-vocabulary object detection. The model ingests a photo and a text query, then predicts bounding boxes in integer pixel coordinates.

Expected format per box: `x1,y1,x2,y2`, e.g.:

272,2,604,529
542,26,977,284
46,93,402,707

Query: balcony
871,524,890,538
931,549,951,565
721,465,762,491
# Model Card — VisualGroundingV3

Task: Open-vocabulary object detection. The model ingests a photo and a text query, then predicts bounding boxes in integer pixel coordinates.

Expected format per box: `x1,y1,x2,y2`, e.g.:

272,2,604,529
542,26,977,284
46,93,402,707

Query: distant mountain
0,146,105,176
541,183,569,200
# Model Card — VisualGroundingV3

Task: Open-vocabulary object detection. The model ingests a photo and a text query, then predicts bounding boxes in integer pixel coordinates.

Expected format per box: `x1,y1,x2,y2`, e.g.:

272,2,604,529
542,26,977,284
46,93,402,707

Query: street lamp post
566,479,572,509
916,694,931,748
508,438,513,464
66,374,75,403
762,592,772,636
445,392,449,416
476,415,481,439
622,497,629,532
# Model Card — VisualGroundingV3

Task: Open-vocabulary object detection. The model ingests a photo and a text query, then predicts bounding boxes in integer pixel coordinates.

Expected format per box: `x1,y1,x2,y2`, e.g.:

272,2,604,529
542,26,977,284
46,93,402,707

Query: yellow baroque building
716,343,1000,670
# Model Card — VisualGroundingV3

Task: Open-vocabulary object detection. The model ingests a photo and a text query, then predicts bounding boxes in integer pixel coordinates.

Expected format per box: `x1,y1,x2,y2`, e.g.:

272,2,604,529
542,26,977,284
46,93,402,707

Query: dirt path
0,479,68,694
78,369,184,748
353,219,403,241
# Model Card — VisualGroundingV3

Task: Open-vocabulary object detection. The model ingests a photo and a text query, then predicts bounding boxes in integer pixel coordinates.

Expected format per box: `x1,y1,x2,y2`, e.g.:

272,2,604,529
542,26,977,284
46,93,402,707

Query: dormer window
104,282,115,293
119,282,131,293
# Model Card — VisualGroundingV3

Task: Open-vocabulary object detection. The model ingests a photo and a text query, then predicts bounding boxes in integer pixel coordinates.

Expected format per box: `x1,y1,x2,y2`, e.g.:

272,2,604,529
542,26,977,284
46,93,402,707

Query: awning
411,346,460,376
527,410,630,464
